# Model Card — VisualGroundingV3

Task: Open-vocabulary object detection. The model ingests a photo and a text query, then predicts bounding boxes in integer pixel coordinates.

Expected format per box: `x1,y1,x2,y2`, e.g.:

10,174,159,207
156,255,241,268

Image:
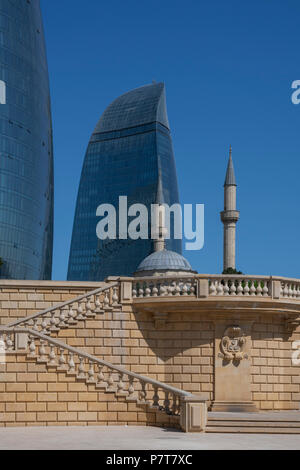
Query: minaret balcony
220,210,240,223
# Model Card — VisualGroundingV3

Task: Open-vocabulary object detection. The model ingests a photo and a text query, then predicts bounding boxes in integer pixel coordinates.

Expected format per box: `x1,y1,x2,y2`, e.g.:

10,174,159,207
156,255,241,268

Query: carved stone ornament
218,325,248,361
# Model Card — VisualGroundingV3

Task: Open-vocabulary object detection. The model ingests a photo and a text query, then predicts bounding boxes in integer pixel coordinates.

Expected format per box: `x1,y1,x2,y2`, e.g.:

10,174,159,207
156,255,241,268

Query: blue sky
41,0,300,280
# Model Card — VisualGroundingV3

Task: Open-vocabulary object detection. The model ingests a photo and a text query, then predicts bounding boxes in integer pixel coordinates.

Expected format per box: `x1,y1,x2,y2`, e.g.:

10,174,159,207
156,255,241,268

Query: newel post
197,278,209,298
180,396,207,432
120,279,133,303
270,279,281,299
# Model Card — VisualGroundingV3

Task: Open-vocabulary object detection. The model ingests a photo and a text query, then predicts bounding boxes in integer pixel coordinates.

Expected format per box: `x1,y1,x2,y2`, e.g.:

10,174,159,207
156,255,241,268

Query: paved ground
0,426,299,450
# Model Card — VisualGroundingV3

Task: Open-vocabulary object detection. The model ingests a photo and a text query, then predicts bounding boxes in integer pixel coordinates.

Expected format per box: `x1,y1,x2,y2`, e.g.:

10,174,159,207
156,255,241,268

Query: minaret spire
220,146,240,272
153,165,168,252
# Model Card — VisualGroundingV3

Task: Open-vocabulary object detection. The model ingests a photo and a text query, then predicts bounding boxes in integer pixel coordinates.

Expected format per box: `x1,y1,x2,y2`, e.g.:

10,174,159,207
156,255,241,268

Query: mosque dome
135,249,195,277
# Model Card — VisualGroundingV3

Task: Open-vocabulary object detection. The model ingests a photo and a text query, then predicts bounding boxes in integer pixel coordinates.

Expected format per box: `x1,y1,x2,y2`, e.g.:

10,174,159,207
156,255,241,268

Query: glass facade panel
0,0,54,279
68,83,181,281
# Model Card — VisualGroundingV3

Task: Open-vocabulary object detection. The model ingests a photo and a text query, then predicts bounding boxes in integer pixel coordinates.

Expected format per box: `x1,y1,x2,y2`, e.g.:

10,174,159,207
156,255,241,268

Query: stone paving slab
208,411,300,421
0,426,299,450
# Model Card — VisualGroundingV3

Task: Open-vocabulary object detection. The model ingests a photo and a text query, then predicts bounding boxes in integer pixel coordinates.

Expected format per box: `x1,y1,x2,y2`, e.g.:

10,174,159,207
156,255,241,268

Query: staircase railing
5,282,120,334
0,327,194,419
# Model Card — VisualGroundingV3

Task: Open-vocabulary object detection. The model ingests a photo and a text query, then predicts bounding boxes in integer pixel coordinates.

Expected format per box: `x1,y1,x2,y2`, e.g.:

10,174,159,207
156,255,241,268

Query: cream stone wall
251,319,300,410
0,281,104,325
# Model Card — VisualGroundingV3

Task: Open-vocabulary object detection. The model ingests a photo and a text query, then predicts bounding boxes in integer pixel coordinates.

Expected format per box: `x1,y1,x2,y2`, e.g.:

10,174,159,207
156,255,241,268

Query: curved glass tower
0,0,54,279
68,83,181,281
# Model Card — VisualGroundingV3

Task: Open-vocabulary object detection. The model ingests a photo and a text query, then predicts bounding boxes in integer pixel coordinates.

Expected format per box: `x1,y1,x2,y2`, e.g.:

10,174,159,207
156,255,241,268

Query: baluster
117,372,125,394
152,386,159,407
138,286,144,298
77,301,85,320
97,364,106,386
107,369,114,391
182,281,188,296
160,283,167,297
290,284,295,298
128,376,135,398
145,282,151,298
173,280,180,296
283,283,289,298
41,317,48,334
164,391,170,413
256,281,263,296
94,295,102,313
68,352,75,373
216,281,224,296
103,291,110,309
172,394,177,415
68,304,76,323
167,282,173,296
58,306,67,327
230,280,237,296
58,348,66,368
139,380,147,403
132,285,137,298
77,356,86,379
112,287,119,305
280,282,284,298
38,340,47,362
48,345,57,366
244,280,250,296
50,311,58,331
190,281,196,296
209,280,217,296
297,285,300,299
32,318,39,331
237,280,243,296
6,333,13,351
223,280,230,296
28,335,36,357
88,361,95,382
152,285,158,297
86,297,93,316
250,281,256,296
0,333,4,352
262,281,269,297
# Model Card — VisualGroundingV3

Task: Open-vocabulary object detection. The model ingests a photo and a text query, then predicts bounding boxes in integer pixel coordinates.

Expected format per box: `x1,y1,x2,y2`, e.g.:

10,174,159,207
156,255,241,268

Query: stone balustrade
0,327,206,431
132,276,197,299
132,275,300,301
5,282,120,334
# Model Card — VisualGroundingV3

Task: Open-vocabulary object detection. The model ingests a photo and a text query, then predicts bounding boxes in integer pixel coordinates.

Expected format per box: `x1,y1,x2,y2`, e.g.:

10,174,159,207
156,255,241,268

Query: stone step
206,426,300,434
207,420,300,428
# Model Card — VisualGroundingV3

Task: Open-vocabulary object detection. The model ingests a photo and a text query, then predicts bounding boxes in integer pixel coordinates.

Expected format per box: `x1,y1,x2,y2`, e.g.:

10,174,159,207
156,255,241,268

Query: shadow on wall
132,310,215,400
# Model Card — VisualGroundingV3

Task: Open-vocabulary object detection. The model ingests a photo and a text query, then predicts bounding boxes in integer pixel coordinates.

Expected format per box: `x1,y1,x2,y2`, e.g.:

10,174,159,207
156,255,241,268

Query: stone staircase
207,412,300,434
0,281,207,431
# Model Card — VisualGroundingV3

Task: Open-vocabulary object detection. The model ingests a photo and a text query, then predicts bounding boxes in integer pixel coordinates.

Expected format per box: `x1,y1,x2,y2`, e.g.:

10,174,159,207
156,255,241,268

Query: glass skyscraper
0,0,54,279
68,82,181,281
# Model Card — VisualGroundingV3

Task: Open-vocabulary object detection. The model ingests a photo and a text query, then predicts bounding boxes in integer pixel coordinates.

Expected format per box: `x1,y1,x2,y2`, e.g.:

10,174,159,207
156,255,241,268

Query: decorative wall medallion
218,325,248,361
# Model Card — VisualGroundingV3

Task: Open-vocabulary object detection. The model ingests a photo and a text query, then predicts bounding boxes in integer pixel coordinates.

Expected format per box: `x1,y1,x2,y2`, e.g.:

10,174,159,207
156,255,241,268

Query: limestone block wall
52,310,214,402
251,318,300,410
0,281,104,326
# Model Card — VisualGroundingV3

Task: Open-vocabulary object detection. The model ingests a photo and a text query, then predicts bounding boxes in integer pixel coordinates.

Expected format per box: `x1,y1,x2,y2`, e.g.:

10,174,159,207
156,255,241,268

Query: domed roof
136,249,193,274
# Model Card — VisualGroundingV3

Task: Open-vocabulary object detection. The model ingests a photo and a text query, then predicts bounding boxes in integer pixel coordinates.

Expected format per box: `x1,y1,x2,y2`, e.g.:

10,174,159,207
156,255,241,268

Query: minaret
220,146,240,272
153,169,168,252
